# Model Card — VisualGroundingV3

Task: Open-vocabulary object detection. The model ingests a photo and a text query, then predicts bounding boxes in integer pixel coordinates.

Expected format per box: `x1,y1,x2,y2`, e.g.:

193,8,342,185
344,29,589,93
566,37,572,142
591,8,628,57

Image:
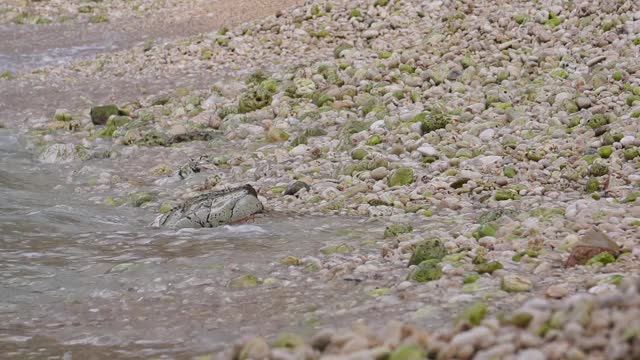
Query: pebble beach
1,0,640,358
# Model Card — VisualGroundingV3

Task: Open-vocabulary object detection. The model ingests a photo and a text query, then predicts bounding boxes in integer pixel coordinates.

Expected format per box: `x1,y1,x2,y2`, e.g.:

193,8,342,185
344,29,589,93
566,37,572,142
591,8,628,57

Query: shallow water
0,130,416,358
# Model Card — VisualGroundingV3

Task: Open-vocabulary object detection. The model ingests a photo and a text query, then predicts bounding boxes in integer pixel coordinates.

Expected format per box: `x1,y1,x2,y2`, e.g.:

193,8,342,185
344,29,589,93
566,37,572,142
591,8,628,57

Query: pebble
545,284,569,299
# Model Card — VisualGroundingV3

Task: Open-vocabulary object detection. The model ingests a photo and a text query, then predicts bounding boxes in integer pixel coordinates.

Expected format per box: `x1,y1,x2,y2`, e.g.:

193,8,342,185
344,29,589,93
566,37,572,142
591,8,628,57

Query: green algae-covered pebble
367,134,382,145
238,87,272,113
90,104,120,125
127,192,154,207
495,189,519,201
586,251,616,266
597,145,613,158
227,274,260,289
526,150,545,161
408,239,447,266
503,166,517,178
585,178,600,193
420,110,450,134
459,302,487,326
388,167,414,187
473,223,497,239
384,223,413,238
320,243,354,255
475,261,503,274
389,344,425,360
351,148,368,160
590,161,609,177
272,333,304,349
501,275,533,292
280,256,300,266
463,273,480,284
512,249,538,262
408,259,442,282
624,148,639,160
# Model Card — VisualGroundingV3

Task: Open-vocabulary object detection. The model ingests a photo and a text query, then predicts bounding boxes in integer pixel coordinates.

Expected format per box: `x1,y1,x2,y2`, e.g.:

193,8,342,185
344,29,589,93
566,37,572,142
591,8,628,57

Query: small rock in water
227,274,260,289
156,184,264,228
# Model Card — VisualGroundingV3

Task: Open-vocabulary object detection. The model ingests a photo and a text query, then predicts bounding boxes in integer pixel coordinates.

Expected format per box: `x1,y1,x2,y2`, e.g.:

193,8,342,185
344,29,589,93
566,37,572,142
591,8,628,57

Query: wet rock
227,274,260,289
90,104,121,125
284,181,310,196
155,184,264,228
178,159,201,179
39,143,78,163
384,223,413,238
128,192,154,207
320,243,353,255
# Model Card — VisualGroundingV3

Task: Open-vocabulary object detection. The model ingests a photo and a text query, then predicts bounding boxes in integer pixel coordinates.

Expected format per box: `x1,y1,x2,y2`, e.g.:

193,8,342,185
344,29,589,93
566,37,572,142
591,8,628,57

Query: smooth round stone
371,167,389,181
479,128,495,141
289,144,308,157
575,96,591,109
417,144,438,156
545,284,569,299
620,136,635,147
552,128,566,138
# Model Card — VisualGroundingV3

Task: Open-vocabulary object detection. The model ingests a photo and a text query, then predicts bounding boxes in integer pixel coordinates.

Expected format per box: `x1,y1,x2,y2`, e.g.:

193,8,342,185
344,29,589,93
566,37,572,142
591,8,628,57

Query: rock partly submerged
154,184,264,228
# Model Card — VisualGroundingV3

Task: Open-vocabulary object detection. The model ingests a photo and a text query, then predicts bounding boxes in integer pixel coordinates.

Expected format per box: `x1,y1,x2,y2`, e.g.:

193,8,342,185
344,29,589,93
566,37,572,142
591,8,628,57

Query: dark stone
284,181,310,196
90,104,121,125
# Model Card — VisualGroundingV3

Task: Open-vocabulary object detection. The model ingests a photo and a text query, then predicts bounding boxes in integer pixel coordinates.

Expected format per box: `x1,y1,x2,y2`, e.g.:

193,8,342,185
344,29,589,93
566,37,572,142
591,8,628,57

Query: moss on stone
597,146,613,158
227,274,260,289
272,333,304,349
586,251,616,266
495,189,519,201
475,261,503,274
408,259,442,282
420,109,450,134
408,239,447,266
127,192,154,207
459,302,487,326
367,134,382,145
388,167,414,187
334,43,353,58
463,273,480,284
473,223,497,239
384,223,413,238
503,166,517,178
90,104,120,125
351,148,368,160
585,114,611,130
389,344,425,360
238,87,272,113
320,243,354,255
590,161,609,177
